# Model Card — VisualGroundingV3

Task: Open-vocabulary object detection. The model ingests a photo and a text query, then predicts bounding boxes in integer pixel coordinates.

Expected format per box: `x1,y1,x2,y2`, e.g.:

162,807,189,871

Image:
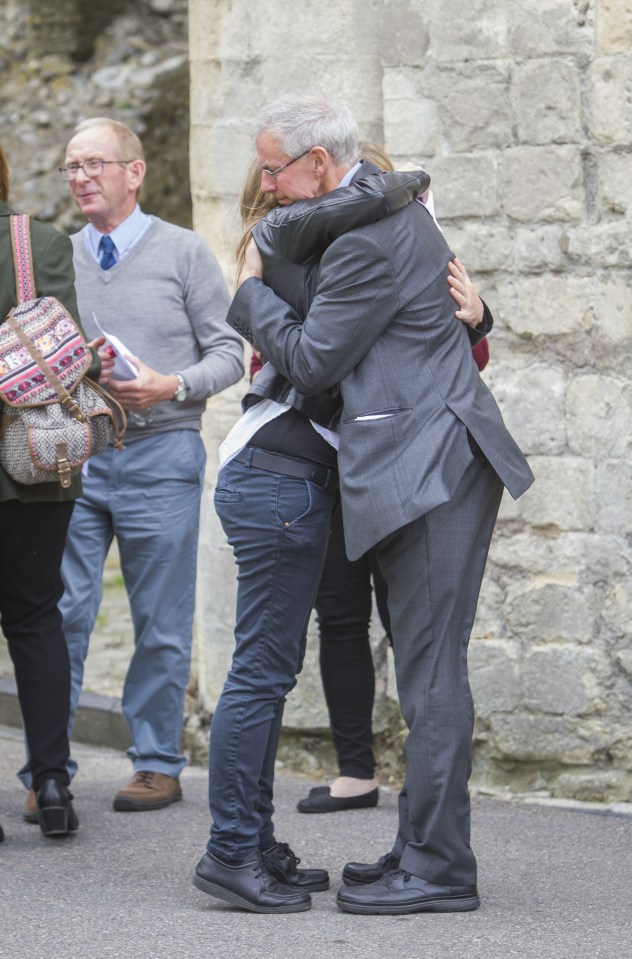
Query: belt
234,447,338,490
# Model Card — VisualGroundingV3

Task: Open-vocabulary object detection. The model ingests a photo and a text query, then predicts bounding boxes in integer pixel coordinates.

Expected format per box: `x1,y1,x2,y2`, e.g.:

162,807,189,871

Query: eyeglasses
260,149,312,181
58,158,134,181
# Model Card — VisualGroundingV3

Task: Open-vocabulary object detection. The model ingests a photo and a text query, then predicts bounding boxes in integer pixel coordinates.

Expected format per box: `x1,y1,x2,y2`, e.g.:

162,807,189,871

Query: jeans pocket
214,487,242,504
275,477,312,527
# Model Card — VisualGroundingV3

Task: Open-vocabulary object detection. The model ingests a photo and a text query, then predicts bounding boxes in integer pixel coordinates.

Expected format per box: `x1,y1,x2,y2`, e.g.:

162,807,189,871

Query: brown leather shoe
23,788,39,824
112,771,182,812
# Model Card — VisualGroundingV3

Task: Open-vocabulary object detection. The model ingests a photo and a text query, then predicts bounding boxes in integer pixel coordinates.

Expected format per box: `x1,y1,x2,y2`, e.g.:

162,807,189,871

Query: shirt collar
86,204,152,261
337,161,363,189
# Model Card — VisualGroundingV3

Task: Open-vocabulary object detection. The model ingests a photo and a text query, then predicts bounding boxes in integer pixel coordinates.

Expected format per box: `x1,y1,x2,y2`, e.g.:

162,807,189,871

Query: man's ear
310,146,329,174
128,158,146,191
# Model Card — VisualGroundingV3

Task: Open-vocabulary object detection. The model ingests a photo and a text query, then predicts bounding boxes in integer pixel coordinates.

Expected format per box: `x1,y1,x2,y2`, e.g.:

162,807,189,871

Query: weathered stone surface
522,646,608,715
512,59,582,144
501,145,585,222
595,461,632,534
378,0,430,66
426,0,510,60
419,61,513,152
1,0,191,230
506,455,595,530
508,0,594,56
470,641,521,714
603,580,632,642
483,362,566,454
593,275,632,342
511,224,567,272
561,221,632,267
383,91,440,158
489,531,594,576
495,275,593,338
598,0,632,51
504,580,601,647
487,714,612,763
426,155,500,219
566,374,632,458
595,151,632,216
440,221,513,273
551,770,632,803
582,531,632,582
587,56,632,145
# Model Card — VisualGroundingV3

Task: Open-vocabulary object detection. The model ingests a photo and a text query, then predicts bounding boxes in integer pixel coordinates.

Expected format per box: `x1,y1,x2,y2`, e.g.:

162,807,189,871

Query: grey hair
253,93,360,166
71,117,145,162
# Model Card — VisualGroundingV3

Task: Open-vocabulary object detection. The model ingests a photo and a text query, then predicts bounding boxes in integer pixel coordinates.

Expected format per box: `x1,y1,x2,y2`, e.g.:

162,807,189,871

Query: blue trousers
208,452,336,861
19,430,206,787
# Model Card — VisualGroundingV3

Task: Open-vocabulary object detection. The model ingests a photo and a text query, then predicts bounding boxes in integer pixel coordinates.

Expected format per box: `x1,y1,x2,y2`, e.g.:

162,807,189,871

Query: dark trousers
209,455,336,860
376,451,503,886
314,502,391,779
0,499,74,792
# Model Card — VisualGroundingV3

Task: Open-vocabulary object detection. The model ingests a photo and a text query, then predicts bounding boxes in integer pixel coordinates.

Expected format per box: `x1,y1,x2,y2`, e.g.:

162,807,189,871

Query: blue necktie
99,235,117,271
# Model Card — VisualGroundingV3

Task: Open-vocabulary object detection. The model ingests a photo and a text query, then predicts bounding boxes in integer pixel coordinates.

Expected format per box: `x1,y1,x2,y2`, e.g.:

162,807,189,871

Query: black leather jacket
241,166,431,429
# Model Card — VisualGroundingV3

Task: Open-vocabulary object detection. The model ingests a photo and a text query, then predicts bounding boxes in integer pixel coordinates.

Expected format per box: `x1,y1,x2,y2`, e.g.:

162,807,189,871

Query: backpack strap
9,214,37,304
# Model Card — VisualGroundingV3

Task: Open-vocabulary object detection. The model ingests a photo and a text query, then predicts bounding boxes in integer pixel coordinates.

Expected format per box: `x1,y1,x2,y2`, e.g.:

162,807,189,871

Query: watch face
174,375,187,401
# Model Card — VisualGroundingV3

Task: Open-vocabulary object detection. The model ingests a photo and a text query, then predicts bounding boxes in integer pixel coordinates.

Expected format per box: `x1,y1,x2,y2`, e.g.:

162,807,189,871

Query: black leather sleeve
254,170,431,265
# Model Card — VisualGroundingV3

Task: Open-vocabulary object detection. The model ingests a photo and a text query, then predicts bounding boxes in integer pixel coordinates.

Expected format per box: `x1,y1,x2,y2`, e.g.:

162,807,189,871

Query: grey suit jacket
228,174,534,560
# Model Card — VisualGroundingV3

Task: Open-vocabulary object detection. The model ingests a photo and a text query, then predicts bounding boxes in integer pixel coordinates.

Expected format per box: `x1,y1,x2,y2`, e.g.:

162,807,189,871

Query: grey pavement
1,726,631,959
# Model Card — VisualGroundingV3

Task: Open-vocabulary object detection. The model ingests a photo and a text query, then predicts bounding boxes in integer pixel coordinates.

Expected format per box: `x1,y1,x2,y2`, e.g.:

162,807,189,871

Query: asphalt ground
1,726,631,959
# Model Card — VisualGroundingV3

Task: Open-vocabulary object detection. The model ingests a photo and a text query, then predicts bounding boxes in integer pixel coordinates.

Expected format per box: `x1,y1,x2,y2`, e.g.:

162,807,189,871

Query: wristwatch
172,373,188,402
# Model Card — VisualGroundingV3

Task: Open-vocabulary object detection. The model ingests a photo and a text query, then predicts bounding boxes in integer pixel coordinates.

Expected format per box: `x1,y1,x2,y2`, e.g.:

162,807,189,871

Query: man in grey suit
227,93,535,915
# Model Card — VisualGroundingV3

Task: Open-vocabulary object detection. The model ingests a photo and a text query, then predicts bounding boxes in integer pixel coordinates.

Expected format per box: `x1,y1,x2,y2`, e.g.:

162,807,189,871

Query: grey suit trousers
375,448,504,886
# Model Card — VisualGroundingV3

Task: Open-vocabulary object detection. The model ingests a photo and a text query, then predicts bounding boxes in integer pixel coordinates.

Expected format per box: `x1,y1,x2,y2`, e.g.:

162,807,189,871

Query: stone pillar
189,0,389,739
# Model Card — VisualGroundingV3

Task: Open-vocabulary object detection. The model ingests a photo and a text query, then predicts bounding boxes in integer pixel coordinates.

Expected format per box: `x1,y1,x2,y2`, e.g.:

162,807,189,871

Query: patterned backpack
0,214,125,487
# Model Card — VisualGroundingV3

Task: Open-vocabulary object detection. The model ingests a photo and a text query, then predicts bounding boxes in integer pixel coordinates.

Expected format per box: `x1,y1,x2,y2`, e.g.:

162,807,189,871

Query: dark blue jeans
208,452,336,861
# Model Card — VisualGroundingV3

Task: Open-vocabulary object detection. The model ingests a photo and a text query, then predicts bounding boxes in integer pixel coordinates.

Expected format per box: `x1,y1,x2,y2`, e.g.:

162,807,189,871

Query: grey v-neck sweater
71,216,243,442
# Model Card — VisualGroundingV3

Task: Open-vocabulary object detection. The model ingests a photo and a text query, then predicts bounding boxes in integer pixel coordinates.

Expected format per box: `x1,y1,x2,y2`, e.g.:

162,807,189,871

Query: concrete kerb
0,676,131,752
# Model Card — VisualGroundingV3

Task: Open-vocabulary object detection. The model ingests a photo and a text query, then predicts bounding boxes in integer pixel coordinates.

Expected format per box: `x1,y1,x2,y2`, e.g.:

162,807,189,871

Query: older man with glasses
17,117,244,820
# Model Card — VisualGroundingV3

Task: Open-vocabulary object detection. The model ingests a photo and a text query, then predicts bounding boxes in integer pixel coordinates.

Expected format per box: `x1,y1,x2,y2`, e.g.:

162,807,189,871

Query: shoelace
134,771,157,788
267,842,301,867
386,869,411,886
264,843,303,879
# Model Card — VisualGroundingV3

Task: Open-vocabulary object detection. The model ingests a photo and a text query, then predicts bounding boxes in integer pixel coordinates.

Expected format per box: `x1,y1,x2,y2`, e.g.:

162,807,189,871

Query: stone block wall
190,0,632,801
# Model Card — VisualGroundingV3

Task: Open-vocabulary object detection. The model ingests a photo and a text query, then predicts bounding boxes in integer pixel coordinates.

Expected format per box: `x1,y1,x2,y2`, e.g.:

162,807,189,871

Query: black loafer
297,786,378,814
193,851,311,913
262,841,329,892
36,779,79,837
342,851,400,885
337,869,480,915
